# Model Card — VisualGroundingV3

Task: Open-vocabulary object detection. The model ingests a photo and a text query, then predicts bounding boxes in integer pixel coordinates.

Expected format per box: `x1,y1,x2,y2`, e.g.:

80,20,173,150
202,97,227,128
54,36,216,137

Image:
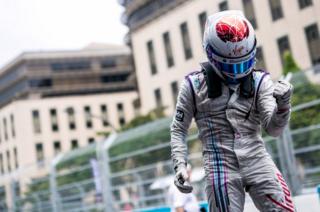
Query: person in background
167,164,200,212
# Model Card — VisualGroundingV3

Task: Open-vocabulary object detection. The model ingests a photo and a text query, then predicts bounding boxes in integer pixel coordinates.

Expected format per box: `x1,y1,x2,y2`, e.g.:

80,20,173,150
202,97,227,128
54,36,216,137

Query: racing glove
174,165,193,193
273,80,293,110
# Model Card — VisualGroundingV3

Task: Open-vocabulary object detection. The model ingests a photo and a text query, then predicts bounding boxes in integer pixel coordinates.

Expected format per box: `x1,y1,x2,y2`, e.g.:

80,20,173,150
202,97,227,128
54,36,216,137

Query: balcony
121,0,189,31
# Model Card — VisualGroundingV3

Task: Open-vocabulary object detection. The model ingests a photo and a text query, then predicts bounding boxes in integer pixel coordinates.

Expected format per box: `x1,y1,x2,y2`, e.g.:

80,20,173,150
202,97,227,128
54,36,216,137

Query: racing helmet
203,10,257,82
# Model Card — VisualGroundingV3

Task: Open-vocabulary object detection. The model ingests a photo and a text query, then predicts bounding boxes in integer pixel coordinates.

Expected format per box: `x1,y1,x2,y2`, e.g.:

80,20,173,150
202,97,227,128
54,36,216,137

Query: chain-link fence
1,68,320,211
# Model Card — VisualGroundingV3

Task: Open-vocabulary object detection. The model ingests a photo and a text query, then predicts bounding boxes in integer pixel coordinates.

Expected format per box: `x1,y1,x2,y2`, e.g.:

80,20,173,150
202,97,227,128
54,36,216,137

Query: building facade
0,44,139,208
120,0,320,114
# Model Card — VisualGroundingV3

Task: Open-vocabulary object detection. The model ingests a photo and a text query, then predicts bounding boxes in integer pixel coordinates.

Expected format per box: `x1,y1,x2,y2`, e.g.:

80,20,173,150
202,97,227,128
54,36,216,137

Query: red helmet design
216,16,249,43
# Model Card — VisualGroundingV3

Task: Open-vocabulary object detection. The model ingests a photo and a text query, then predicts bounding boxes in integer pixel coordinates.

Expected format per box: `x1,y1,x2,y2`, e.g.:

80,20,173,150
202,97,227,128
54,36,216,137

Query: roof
0,43,131,75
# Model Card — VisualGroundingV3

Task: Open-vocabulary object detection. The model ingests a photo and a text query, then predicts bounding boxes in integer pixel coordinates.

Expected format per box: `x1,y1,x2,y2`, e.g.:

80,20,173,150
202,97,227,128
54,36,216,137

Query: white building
120,0,320,115
0,44,139,208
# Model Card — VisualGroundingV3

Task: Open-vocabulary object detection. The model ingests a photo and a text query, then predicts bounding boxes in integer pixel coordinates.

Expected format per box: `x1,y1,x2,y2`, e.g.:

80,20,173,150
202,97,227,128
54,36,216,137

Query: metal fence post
10,180,16,212
277,126,302,195
97,132,117,212
50,155,63,212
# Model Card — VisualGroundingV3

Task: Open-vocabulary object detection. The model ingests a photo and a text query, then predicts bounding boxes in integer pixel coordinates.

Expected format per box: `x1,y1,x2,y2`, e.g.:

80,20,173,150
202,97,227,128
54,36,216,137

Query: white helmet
203,10,256,82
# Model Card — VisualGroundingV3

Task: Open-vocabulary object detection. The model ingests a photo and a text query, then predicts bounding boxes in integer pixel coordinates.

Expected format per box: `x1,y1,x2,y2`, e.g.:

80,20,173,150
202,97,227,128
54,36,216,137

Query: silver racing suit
170,70,295,212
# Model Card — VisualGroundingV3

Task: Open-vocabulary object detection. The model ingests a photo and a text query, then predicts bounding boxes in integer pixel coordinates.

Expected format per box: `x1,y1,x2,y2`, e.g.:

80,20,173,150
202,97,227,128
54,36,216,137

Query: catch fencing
1,68,320,211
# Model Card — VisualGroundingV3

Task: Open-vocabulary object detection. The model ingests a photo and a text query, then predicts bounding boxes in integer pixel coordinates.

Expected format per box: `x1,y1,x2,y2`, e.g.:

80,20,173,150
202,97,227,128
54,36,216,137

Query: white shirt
167,183,200,212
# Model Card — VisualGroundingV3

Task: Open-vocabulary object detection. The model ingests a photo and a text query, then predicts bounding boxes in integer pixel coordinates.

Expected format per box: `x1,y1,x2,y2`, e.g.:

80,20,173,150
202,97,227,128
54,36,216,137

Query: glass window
51,61,91,71
32,110,41,134
3,118,8,141
29,79,52,88
0,153,3,174
100,105,109,127
0,153,4,174
298,0,312,9
50,109,59,132
133,98,141,116
10,114,15,138
6,151,11,172
53,141,61,155
117,103,126,126
163,32,175,68
100,74,130,83
219,1,229,11
88,137,95,144
147,40,158,75
305,23,320,65
242,0,258,29
35,143,44,163
101,58,116,68
84,106,93,128
255,47,266,70
269,0,284,21
71,139,79,149
66,107,76,130
180,22,193,60
154,88,163,107
171,81,179,106
0,124,1,145
198,12,207,37
13,147,18,169
277,35,291,66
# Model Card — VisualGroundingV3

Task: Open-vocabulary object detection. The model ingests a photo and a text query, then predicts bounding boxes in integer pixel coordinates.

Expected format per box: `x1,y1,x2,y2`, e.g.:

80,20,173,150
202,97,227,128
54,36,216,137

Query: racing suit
170,69,295,212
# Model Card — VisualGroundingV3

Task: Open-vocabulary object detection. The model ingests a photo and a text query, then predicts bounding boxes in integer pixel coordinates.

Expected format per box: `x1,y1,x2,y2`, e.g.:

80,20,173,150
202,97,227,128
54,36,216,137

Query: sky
0,0,128,68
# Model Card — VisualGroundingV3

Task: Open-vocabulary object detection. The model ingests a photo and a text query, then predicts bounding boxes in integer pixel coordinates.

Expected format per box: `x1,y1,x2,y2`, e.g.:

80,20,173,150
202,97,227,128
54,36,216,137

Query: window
298,0,312,9
13,148,18,169
117,103,126,126
100,58,116,68
171,81,179,106
71,139,79,150
0,154,4,174
198,12,207,37
6,151,11,172
100,74,130,83
53,141,61,155
51,61,91,71
35,143,44,163
84,106,93,128
133,98,141,116
10,114,15,138
147,40,158,75
100,105,109,127
66,107,76,130
255,47,266,69
13,181,20,197
50,109,59,132
180,22,193,60
277,35,291,66
32,110,41,134
88,138,95,144
242,0,258,29
29,79,52,88
163,32,175,68
154,88,163,107
219,1,229,11
305,23,320,65
269,0,283,21
0,122,2,143
3,118,8,141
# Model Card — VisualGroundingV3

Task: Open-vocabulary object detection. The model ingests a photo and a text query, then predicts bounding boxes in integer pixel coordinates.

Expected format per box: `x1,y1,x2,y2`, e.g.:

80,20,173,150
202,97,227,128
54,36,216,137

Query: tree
283,51,301,75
